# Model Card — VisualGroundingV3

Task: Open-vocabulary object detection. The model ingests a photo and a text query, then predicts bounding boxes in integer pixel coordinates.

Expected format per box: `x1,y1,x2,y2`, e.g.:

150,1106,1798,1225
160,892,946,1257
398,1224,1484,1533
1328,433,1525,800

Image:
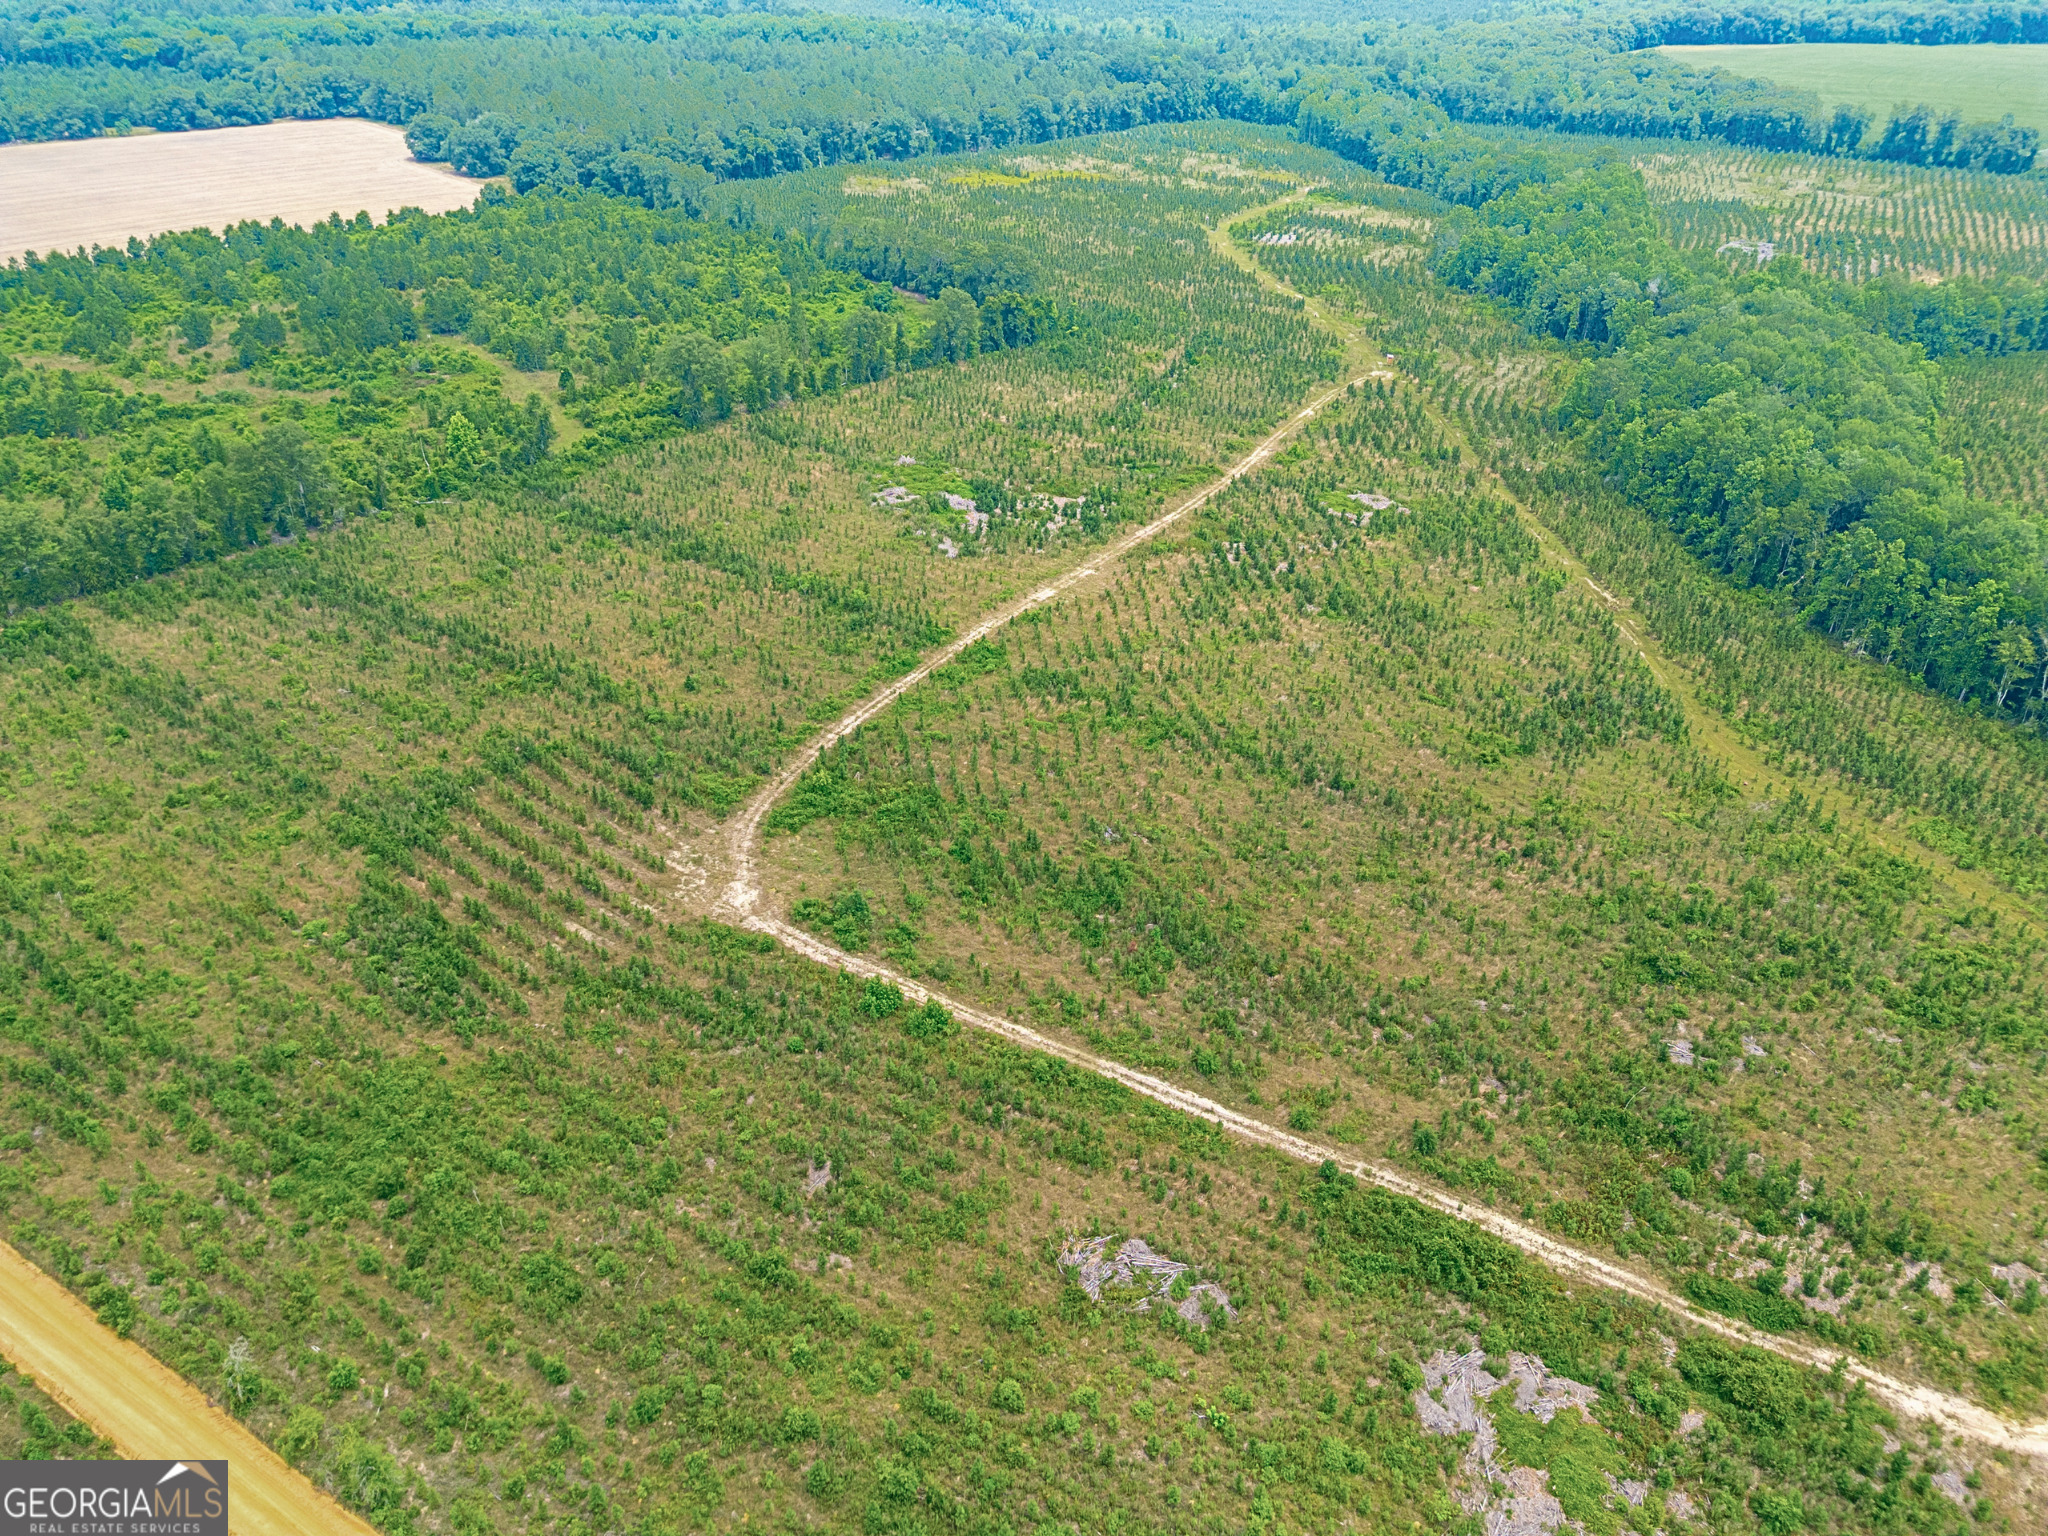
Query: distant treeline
1621,1,2048,46
0,3,2036,206
1354,36,2039,172
1436,164,2048,724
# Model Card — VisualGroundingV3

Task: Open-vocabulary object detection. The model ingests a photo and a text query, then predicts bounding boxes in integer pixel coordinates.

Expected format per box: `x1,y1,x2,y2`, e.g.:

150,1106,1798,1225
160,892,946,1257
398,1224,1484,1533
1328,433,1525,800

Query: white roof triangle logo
155,1462,219,1486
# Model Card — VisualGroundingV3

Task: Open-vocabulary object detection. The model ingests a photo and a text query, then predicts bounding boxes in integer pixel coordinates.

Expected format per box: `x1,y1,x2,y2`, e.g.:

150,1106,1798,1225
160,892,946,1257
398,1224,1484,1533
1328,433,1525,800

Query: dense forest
1,0,2038,187
1626,0,2048,44
0,189,1058,608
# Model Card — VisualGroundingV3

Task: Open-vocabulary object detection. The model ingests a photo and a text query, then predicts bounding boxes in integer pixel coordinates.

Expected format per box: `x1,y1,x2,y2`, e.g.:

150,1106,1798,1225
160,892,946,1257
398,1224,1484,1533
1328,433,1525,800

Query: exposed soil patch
1,119,485,262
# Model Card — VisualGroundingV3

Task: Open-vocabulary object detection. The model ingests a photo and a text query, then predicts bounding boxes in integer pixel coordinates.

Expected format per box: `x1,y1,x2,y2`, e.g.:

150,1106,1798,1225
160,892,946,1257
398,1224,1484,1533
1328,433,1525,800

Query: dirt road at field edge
704,202,2048,1459
0,1240,377,1536
715,363,1373,919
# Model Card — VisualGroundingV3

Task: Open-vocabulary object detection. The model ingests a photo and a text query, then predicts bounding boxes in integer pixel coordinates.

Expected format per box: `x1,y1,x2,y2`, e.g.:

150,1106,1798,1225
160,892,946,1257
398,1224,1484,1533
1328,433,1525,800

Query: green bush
526,1349,570,1386
277,1405,324,1464
878,1460,921,1503
859,977,906,1018
628,1384,671,1426
519,1244,586,1321
903,999,957,1038
993,1378,1026,1413
1684,1272,1809,1334
1751,1489,1806,1535
1676,1337,1812,1433
804,1460,844,1502
789,889,876,951
85,1277,136,1337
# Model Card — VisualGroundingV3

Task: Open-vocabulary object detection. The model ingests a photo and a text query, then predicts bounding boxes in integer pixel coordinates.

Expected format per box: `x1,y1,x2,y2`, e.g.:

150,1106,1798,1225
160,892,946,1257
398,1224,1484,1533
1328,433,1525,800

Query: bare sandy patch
843,174,926,196
1008,153,1139,178
1,118,486,262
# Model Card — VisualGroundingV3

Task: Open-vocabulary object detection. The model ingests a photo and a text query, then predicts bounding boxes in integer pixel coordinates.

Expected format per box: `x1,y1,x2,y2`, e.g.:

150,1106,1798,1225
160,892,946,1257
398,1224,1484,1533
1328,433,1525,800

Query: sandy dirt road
0,1241,376,1534
1,118,484,262
714,363,1372,921
702,204,2048,1458
741,913,2048,1457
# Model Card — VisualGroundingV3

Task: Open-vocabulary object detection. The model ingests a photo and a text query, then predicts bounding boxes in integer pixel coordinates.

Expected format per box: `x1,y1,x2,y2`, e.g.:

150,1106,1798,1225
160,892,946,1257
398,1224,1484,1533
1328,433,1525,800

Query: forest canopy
0,2,2037,191
0,188,1060,609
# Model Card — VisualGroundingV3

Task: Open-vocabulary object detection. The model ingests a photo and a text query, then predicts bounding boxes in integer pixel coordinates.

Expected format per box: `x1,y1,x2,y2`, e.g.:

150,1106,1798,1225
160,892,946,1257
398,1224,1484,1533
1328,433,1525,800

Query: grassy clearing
1942,351,2048,516
759,197,2048,1430
1658,44,2048,139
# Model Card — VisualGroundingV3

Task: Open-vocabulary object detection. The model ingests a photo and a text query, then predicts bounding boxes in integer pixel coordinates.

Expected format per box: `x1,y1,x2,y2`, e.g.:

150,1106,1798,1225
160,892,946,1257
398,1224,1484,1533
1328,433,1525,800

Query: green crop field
1660,43,2048,140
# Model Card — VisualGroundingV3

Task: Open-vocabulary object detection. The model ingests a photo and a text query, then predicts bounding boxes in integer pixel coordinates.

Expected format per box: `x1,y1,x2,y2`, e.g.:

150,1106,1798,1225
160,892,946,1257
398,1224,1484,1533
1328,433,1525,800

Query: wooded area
2,1,2037,192
0,189,1059,608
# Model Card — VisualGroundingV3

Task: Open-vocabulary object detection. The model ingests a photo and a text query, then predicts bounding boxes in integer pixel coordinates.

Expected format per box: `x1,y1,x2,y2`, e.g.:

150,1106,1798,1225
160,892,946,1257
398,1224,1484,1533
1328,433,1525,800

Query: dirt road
0,1240,377,1536
707,202,2048,1457
715,363,1373,920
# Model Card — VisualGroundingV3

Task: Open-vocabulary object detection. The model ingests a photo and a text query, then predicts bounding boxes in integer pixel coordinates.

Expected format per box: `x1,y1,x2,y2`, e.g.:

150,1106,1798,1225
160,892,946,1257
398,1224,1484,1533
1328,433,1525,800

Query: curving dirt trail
0,1239,378,1535
722,910,2048,1456
707,202,2048,1457
715,365,1372,919
12,188,2038,1531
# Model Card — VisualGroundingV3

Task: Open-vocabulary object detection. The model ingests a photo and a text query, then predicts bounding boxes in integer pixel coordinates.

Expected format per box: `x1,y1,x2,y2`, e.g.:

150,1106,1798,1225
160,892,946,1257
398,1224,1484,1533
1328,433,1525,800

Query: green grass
760,182,2048,1428
1659,43,2048,138
1489,1399,1627,1536
1941,351,2048,515
0,1356,116,1460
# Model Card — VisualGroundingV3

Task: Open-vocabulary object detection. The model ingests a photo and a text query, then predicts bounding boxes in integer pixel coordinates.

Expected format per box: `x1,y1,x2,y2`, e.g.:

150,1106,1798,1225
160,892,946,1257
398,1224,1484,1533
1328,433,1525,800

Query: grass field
759,232,2048,1419
1634,141,2048,281
1659,43,2048,138
1942,352,2048,515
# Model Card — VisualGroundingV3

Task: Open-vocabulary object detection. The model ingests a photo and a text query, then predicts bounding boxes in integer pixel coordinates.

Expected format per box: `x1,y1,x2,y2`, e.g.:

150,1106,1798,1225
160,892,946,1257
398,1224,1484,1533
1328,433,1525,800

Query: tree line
0,188,1063,610
0,3,2036,203
1435,162,2048,723
1621,1,2048,46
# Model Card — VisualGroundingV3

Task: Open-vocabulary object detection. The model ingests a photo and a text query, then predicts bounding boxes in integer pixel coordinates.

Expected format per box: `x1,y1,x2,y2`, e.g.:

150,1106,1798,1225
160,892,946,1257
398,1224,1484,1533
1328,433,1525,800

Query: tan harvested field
0,118,485,262
0,1240,377,1536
